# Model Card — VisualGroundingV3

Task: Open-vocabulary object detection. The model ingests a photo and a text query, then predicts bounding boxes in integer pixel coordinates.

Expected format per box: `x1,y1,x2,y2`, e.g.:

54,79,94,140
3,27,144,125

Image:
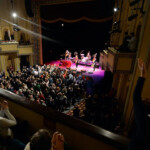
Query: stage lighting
114,7,118,12
128,14,138,21
61,23,64,27
12,12,17,18
130,0,140,7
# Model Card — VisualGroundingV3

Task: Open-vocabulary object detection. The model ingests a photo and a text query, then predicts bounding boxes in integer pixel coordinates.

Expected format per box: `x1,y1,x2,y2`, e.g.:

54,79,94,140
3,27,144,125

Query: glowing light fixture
113,7,118,12
12,12,17,18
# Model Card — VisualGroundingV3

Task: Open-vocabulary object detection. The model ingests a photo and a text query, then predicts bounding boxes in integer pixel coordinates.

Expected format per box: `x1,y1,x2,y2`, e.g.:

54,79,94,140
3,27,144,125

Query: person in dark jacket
129,58,150,150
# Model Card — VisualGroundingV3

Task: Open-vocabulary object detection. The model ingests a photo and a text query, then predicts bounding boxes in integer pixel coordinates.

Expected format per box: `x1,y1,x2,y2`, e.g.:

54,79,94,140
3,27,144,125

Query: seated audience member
119,31,130,52
128,32,138,53
129,58,150,150
73,106,80,118
24,129,64,150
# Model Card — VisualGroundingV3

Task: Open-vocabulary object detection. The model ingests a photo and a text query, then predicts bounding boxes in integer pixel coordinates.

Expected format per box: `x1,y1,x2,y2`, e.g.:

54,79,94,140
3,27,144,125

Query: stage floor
45,60,105,84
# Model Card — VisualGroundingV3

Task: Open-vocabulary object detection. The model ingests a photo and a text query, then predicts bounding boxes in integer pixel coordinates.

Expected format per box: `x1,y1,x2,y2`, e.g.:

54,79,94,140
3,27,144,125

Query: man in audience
24,129,64,150
129,58,150,150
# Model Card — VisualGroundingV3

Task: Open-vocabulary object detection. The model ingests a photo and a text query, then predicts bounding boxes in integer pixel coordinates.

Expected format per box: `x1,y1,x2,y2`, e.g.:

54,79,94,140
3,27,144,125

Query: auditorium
0,0,150,150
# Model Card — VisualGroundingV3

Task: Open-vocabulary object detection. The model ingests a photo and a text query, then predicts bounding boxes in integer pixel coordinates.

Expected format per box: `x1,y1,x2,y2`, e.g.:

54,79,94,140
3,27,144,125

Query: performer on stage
80,50,84,60
86,51,91,62
92,53,97,71
68,52,72,60
65,50,69,60
74,52,78,68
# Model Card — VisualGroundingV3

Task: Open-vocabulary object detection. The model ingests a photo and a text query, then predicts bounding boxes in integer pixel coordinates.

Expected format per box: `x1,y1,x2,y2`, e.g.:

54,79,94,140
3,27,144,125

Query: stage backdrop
40,1,114,63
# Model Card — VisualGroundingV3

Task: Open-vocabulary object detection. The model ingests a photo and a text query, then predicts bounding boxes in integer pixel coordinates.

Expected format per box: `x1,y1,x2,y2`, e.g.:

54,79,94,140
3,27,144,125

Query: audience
0,65,86,113
0,63,121,133
81,92,120,131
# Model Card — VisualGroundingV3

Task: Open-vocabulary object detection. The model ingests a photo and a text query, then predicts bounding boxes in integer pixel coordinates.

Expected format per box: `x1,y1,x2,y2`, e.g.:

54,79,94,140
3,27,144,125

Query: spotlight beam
0,18,62,44
17,16,50,31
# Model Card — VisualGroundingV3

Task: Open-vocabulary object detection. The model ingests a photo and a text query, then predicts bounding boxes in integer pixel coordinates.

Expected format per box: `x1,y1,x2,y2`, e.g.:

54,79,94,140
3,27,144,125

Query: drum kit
80,54,90,62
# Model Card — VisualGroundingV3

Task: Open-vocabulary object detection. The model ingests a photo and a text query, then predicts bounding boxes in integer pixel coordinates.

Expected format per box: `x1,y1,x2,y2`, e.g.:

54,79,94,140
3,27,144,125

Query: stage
45,60,105,87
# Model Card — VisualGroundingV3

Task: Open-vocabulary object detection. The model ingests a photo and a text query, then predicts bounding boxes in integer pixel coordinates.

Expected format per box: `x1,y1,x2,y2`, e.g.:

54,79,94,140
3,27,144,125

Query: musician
74,52,78,68
65,50,69,60
92,53,97,71
80,50,84,60
68,52,72,60
86,51,91,61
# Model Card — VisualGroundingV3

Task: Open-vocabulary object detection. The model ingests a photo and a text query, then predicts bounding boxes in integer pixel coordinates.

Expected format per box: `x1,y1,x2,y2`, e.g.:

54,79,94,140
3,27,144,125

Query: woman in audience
0,100,25,150
0,100,17,137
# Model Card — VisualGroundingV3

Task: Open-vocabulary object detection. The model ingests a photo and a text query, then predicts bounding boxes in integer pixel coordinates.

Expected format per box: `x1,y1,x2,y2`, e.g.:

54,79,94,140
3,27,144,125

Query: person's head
131,32,135,36
30,129,51,150
0,100,8,110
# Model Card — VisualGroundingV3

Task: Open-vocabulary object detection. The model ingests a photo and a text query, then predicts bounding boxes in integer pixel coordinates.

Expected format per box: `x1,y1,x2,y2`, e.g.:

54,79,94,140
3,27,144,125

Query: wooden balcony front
0,41,33,56
100,47,136,73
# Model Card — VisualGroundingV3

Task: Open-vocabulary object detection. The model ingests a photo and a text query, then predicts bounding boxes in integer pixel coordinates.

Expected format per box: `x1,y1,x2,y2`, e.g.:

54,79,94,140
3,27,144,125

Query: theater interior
0,0,150,150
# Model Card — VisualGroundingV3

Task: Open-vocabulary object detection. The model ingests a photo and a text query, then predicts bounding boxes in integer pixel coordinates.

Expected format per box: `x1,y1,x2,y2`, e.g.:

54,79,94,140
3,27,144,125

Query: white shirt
69,74,73,80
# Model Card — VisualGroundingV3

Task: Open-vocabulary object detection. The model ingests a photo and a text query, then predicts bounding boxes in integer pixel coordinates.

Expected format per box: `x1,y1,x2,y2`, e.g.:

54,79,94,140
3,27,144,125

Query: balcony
100,47,136,73
0,41,33,56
